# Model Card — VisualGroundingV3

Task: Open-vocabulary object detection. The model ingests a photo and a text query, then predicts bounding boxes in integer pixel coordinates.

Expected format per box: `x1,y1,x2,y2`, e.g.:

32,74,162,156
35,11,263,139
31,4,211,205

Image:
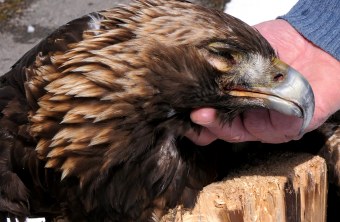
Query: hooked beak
228,61,314,134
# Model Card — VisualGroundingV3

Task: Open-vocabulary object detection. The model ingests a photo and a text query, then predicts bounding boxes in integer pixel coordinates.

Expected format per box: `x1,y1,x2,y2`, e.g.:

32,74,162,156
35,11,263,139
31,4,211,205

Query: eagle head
101,0,314,132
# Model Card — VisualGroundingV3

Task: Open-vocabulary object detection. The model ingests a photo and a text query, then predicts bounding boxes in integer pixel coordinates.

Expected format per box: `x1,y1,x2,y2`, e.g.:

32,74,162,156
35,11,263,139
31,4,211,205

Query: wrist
278,0,340,61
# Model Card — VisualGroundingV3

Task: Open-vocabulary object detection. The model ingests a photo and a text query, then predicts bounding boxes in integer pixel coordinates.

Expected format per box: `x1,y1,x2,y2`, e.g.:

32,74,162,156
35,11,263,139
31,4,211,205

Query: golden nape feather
0,0,338,221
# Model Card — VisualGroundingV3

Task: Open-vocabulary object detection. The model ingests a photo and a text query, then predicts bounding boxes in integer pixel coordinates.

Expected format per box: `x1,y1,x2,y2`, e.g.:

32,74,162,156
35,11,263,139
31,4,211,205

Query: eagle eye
205,42,238,72
208,42,236,64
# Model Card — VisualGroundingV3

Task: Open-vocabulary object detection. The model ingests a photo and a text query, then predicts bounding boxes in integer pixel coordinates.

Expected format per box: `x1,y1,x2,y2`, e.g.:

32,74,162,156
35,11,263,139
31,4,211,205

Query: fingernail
191,108,216,125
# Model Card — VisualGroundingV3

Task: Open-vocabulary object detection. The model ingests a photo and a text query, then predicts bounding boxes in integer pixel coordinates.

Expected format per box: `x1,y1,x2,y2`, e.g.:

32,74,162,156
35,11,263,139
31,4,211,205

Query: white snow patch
224,0,298,25
27,25,35,33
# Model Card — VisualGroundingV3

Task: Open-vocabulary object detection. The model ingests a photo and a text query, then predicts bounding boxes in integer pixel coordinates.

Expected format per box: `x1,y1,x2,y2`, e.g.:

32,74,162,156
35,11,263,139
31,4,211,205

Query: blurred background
0,0,297,221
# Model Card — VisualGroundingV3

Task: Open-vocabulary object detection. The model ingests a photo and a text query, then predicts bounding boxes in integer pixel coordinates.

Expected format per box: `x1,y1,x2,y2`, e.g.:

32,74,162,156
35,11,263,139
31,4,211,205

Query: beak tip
299,86,315,135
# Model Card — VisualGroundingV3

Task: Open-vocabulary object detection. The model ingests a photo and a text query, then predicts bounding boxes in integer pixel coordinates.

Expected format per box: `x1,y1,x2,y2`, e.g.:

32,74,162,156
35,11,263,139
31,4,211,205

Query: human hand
188,19,340,145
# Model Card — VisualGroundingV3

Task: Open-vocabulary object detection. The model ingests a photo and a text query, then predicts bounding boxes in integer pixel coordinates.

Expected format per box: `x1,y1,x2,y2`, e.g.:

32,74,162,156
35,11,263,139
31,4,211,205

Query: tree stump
162,153,327,222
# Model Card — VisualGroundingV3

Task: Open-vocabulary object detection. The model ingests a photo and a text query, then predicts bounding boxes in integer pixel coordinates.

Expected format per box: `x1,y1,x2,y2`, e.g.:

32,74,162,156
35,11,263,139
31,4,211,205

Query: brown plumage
0,0,336,221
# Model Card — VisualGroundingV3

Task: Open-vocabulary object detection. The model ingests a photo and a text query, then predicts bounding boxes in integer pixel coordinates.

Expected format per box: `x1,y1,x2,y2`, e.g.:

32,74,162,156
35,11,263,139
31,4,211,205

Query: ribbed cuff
278,0,340,61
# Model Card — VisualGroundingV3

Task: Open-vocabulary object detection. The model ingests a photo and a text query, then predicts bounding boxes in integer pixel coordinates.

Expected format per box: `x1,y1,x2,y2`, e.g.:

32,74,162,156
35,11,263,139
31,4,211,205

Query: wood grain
162,153,327,222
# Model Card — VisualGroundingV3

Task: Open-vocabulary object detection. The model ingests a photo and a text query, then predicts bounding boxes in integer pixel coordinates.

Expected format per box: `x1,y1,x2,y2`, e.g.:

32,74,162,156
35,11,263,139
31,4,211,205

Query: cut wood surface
162,153,327,222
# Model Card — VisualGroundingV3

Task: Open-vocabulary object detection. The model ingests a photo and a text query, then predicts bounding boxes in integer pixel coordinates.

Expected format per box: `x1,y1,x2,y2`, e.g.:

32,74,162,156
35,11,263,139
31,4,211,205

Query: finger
208,115,258,142
188,108,219,145
185,127,217,146
243,109,301,143
243,109,282,143
190,108,217,126
191,108,258,142
269,110,302,139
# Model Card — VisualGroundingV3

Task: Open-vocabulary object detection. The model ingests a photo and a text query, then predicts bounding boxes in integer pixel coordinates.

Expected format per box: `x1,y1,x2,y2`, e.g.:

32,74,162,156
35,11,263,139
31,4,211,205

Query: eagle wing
0,11,108,220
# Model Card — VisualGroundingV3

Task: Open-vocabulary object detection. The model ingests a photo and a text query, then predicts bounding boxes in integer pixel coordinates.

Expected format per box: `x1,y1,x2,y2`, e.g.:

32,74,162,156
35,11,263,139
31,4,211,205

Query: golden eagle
0,0,320,221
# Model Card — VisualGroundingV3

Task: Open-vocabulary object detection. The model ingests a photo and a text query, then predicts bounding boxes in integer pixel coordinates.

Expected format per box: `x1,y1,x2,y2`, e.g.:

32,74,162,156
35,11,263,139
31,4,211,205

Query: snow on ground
225,0,298,25
7,218,45,222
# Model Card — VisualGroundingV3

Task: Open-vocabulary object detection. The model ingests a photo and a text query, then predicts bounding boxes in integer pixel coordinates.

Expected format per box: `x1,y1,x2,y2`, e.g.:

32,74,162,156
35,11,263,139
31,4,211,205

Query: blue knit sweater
279,0,340,60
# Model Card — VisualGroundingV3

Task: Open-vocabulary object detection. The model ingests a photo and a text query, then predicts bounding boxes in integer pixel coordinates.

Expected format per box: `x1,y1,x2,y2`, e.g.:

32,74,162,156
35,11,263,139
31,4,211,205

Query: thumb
191,108,258,143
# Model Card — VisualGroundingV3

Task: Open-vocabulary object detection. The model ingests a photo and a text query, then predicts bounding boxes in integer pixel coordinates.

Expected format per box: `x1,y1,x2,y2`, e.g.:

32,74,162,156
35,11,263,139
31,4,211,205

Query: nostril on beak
273,73,285,82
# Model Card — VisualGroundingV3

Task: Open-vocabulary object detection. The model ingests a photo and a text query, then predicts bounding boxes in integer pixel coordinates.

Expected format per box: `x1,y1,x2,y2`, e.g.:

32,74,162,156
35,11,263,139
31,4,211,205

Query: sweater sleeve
278,0,340,61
